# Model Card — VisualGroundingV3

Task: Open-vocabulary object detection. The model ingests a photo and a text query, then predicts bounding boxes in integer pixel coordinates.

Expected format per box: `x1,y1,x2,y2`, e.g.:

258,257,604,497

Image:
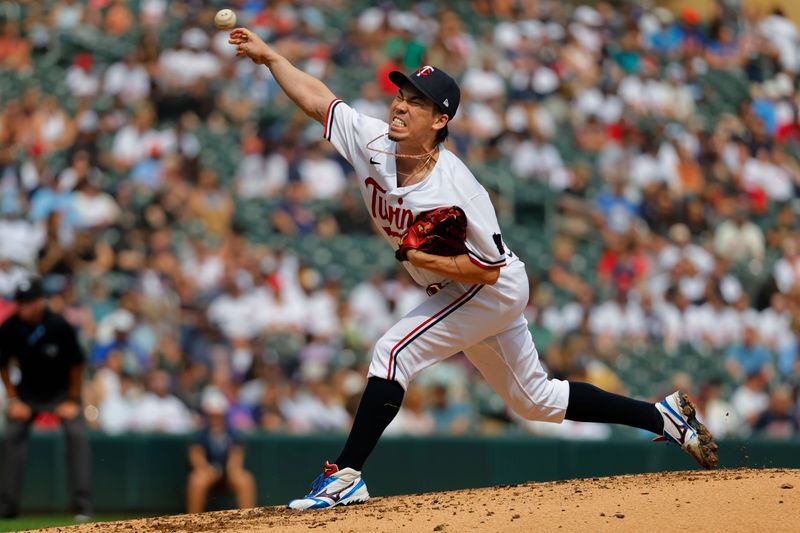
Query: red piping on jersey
468,255,506,269
387,284,479,380
465,245,506,267
324,98,342,140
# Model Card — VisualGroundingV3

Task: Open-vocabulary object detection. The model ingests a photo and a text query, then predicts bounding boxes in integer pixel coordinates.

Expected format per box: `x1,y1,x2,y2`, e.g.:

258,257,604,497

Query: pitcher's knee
509,378,569,423
367,335,410,389
373,334,393,363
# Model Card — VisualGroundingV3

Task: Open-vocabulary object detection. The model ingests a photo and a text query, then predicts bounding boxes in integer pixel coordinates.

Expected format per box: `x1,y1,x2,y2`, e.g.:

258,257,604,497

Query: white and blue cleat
288,462,370,510
655,390,719,469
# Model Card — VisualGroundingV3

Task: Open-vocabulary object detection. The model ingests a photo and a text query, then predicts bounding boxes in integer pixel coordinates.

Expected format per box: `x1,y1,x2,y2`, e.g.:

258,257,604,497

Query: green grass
0,514,144,532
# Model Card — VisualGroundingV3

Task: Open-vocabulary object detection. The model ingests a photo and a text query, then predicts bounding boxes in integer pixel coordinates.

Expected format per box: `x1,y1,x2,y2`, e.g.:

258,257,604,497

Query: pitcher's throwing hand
228,28,273,64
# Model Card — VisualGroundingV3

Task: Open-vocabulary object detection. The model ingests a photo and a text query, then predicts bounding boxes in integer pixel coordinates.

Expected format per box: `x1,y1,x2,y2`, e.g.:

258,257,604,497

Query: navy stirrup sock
565,381,664,435
335,377,405,471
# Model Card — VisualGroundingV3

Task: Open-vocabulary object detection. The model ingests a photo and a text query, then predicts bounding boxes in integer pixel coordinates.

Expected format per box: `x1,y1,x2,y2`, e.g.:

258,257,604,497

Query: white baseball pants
367,262,569,423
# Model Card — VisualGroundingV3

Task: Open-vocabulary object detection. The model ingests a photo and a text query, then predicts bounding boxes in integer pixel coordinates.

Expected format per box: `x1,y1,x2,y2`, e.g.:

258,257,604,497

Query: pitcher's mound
44,468,799,532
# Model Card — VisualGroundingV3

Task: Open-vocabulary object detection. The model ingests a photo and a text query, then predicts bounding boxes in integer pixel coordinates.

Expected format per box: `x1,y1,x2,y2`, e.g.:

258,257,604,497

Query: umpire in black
0,278,92,519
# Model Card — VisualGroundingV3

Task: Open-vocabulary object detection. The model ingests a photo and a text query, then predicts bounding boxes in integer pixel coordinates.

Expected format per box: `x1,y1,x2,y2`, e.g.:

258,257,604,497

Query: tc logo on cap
416,65,435,77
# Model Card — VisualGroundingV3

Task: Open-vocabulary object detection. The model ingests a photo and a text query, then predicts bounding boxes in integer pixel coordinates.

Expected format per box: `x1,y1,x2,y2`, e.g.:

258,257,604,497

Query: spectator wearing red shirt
597,236,649,295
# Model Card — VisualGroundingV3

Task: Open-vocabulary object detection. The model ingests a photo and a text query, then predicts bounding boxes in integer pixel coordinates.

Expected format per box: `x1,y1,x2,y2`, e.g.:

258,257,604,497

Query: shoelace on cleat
306,473,335,497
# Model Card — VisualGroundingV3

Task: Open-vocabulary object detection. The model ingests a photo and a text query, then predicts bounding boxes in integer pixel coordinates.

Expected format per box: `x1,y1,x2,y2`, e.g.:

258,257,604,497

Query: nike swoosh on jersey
370,156,380,165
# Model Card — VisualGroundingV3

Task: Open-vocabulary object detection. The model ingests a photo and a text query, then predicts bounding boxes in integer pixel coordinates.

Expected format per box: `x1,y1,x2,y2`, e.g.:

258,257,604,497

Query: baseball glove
395,206,468,261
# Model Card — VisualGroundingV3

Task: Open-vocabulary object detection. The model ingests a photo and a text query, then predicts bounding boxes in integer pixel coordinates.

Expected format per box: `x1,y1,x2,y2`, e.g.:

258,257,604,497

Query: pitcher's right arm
229,28,336,124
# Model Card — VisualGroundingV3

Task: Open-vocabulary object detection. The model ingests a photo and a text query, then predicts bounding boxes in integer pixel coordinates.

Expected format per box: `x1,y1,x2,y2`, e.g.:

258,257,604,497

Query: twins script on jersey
323,99,516,288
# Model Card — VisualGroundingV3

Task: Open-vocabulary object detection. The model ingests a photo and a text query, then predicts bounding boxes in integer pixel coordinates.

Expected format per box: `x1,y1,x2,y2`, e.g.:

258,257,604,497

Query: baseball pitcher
228,27,718,510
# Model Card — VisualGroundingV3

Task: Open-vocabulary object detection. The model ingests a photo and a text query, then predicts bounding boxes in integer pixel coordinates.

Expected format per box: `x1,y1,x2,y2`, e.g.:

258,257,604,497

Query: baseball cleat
655,390,719,469
288,461,370,510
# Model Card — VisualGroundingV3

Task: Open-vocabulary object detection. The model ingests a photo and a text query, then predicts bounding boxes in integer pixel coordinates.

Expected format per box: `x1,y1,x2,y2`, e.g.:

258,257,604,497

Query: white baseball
215,9,237,30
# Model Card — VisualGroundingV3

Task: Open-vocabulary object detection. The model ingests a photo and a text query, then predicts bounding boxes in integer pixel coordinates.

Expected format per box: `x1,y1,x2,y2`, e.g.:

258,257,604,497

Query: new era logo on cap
443,99,449,108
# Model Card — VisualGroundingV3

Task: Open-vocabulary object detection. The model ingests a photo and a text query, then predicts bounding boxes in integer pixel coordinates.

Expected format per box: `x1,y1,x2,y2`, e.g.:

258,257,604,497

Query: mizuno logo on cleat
324,481,356,503
665,414,689,445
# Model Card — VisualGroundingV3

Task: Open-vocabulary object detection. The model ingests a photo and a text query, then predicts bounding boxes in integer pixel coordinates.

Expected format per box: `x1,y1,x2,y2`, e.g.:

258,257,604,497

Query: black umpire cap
14,278,44,303
389,65,461,120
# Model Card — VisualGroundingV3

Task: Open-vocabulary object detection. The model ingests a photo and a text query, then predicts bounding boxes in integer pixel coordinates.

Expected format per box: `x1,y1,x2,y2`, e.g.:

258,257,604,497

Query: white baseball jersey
322,98,569,423
324,98,517,288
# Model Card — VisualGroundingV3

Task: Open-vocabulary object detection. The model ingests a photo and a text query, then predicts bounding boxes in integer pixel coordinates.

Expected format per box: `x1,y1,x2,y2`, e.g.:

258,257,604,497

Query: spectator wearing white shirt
571,6,604,54
574,86,623,124
97,371,141,436
261,278,307,334
771,145,800,196
93,350,127,434
304,377,352,433
50,0,83,31
758,8,800,73
663,65,696,121
111,105,173,171
157,29,221,91
0,211,45,268
618,73,647,114
65,53,99,98
713,208,765,265
67,177,121,230
207,277,269,341
730,372,771,429
301,273,341,340
382,272,427,320
658,286,696,348
540,299,587,340
29,97,77,157
685,284,739,349
759,292,793,353
140,0,167,26
623,292,661,345
465,98,505,142
281,368,350,434
629,140,668,190
352,82,389,120
103,52,151,105
56,150,101,193
773,235,800,294
588,291,638,341
181,238,225,295
461,57,506,102
697,379,740,438
741,147,794,202
658,223,715,274
348,274,394,346
0,260,29,300
132,370,194,434
731,293,761,345
298,142,347,200
510,130,565,183
234,127,289,199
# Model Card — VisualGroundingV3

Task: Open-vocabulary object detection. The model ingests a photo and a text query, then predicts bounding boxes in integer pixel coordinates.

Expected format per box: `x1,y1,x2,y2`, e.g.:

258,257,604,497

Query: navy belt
426,282,448,296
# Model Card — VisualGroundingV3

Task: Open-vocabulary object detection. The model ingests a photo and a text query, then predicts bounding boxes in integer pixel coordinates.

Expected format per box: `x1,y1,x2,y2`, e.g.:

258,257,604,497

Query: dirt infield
38,468,798,532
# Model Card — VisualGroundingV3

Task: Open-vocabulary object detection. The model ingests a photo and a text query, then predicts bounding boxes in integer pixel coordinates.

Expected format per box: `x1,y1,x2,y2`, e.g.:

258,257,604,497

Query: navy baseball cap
389,65,461,120
14,278,44,303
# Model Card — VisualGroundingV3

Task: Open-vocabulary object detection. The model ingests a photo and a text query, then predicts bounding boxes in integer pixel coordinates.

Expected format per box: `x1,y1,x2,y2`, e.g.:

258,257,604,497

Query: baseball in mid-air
214,9,237,30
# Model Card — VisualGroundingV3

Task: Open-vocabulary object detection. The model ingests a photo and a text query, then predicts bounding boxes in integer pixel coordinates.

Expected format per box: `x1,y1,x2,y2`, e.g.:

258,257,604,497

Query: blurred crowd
0,0,799,440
